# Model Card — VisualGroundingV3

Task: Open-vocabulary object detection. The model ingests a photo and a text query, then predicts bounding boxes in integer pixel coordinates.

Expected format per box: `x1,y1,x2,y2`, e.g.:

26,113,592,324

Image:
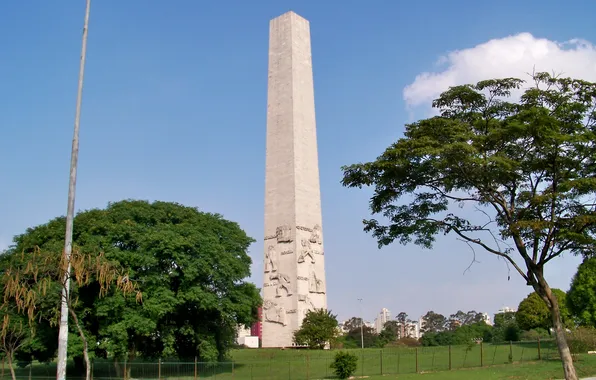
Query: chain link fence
3,339,559,380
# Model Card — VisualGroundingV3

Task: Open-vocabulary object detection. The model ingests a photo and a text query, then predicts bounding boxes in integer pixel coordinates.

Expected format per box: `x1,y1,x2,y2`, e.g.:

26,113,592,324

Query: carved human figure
298,239,315,264
263,300,287,326
264,245,277,273
270,272,292,297
298,294,316,309
276,225,292,243
308,271,325,294
309,224,322,245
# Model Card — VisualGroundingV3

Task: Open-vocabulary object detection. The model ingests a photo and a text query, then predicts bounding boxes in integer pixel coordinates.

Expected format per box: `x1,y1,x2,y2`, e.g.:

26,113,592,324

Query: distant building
498,306,516,314
398,321,421,339
374,308,391,333
251,307,262,339
481,312,492,325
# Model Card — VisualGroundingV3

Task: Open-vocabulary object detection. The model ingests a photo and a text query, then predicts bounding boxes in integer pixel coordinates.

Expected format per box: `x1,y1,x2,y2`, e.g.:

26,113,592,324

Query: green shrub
330,351,358,379
566,327,596,354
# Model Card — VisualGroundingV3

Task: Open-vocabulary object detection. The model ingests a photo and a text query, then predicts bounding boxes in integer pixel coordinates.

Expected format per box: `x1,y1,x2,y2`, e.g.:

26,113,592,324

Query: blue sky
1,0,596,323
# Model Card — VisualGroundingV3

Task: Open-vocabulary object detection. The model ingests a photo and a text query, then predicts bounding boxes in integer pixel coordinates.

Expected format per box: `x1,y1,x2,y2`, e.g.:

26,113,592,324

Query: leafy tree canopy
421,311,447,333
342,73,596,380
567,257,596,328
517,289,571,331
293,309,338,349
2,200,261,362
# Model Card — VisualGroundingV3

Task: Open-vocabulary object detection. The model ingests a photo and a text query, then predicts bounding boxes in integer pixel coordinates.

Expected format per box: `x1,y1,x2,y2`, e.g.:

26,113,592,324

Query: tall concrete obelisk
262,11,327,348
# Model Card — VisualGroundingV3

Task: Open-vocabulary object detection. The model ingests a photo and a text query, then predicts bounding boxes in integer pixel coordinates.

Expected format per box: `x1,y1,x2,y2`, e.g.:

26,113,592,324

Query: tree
293,309,338,349
378,321,398,346
341,73,596,380
346,325,378,348
421,311,447,333
517,290,571,332
492,312,520,342
494,312,517,329
1,247,141,380
4,200,261,365
568,257,596,328
0,312,31,380
342,317,364,333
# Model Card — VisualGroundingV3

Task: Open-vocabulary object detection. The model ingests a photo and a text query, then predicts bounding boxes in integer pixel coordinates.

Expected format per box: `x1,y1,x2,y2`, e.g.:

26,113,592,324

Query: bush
566,327,596,354
386,337,421,348
520,328,550,341
330,351,358,379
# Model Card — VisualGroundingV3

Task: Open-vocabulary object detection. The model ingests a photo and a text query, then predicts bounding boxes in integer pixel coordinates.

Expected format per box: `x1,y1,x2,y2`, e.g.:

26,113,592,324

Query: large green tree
567,257,596,327
341,73,596,380
3,200,261,363
516,289,571,332
293,309,338,349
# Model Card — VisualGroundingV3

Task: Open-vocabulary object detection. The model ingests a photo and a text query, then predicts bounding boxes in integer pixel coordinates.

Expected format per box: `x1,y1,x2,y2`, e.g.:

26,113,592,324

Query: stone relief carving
296,225,313,232
264,245,277,273
269,272,292,297
309,224,322,245
276,225,293,243
298,239,316,264
298,294,316,309
263,300,287,326
308,271,325,294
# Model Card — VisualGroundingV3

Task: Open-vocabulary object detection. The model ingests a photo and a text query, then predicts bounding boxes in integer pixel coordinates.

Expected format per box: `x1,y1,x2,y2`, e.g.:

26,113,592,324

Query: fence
4,340,559,380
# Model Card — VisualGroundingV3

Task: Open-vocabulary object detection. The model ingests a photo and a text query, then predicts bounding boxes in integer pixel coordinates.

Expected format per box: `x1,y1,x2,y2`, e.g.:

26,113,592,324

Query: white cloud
404,33,596,109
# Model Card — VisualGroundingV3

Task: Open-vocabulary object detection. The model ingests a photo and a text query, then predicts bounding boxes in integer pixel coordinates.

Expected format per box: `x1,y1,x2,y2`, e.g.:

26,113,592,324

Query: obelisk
262,11,327,348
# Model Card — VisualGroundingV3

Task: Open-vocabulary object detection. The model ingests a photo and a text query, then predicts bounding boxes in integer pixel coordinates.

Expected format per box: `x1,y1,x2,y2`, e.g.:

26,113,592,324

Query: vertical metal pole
415,347,419,373
158,359,161,380
449,345,452,370
194,357,197,380
56,1,91,380
509,341,513,363
306,352,310,380
380,350,383,375
480,342,483,367
538,338,542,360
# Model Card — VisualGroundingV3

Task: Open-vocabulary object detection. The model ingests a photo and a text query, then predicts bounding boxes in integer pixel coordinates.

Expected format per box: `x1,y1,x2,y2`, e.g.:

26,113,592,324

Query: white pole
56,1,91,379
358,298,364,349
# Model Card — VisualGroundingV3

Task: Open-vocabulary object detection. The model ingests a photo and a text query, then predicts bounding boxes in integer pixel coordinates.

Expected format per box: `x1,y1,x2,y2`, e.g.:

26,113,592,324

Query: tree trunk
69,308,91,380
6,352,16,380
535,274,578,380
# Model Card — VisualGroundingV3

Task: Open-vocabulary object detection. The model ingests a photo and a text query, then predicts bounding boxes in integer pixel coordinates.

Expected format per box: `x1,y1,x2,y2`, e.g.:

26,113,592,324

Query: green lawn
7,341,595,380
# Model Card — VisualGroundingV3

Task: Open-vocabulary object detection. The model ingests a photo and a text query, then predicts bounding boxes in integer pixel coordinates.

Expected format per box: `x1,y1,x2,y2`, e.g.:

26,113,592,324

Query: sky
1,0,596,324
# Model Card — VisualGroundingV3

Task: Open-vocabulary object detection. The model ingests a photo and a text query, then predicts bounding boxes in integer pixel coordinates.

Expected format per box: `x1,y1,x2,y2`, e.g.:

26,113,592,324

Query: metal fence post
194,356,197,380
158,359,162,380
449,345,452,370
361,350,364,377
480,342,484,367
415,347,419,373
380,350,383,375
509,341,513,363
306,352,310,380
538,338,542,360
397,352,400,374
288,360,291,380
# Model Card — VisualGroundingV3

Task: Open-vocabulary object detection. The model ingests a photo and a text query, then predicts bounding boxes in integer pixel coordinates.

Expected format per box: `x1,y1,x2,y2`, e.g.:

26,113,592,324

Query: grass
5,341,596,379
